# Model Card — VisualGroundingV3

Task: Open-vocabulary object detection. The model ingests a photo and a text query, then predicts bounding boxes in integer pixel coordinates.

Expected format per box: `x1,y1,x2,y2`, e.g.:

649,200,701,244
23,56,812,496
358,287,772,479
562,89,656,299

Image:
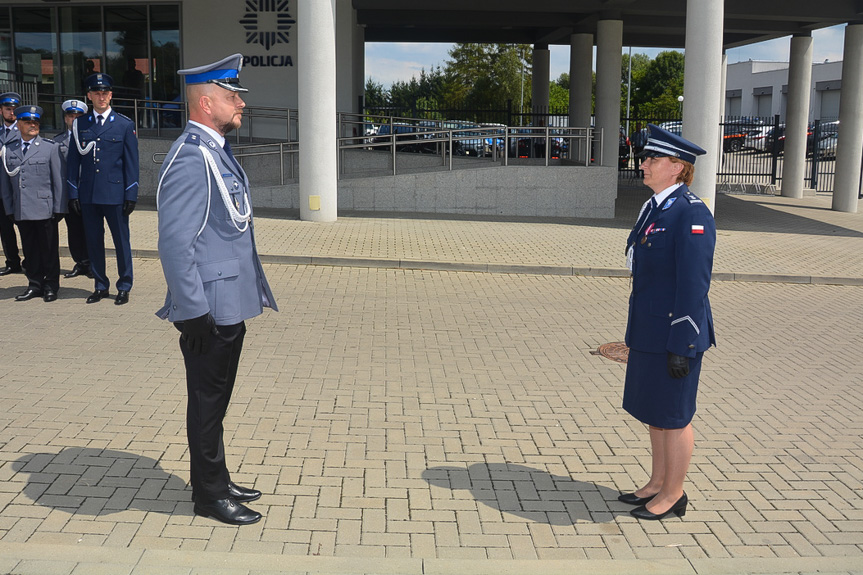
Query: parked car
722,123,750,152
816,133,838,160
744,126,771,151
807,120,839,155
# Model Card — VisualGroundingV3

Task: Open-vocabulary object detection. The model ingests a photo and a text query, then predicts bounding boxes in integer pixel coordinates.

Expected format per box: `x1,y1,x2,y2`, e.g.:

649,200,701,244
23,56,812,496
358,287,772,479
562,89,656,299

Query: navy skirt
623,349,704,429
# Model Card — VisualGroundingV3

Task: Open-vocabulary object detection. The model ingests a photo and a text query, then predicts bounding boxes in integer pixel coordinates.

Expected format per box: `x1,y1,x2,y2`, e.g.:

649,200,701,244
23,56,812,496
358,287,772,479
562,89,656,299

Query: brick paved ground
0,187,861,574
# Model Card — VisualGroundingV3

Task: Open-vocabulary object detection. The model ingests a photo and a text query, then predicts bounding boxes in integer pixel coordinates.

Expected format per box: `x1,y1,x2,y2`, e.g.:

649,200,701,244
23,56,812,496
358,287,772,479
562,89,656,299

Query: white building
725,60,843,121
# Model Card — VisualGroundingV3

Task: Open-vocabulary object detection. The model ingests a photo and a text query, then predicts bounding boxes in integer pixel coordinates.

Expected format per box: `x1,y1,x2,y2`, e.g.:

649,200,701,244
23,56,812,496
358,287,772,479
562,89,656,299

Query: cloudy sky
365,25,847,87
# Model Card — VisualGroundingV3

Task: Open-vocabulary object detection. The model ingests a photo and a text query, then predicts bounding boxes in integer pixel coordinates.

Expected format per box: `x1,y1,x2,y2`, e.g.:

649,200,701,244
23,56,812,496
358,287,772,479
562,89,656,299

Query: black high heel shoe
617,492,657,506
630,493,688,520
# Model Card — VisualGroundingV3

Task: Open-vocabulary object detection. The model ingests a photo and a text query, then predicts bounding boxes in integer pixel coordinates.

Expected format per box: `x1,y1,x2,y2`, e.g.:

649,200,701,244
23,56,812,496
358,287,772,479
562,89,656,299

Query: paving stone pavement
0,185,861,574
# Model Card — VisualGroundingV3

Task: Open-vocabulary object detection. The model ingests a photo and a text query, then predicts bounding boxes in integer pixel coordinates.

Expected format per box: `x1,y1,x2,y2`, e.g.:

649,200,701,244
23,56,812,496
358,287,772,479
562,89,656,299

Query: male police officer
156,54,277,526
0,91,22,275
67,73,139,305
0,106,64,302
55,99,92,279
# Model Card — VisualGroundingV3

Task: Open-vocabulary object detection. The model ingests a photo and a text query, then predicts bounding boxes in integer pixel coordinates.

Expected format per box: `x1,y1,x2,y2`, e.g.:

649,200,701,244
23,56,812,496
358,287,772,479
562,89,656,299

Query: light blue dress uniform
0,106,65,293
155,54,277,509
0,91,22,271
622,124,716,429
155,123,277,323
66,73,139,293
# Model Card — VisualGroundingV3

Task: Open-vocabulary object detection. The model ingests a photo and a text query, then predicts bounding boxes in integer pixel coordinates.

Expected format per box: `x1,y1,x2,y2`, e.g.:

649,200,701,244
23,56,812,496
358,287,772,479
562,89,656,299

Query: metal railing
153,141,299,185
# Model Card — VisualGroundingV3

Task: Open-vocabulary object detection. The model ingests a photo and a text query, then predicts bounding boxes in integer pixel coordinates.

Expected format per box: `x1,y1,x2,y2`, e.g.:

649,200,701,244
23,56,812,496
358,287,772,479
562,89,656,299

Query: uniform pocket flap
197,258,240,282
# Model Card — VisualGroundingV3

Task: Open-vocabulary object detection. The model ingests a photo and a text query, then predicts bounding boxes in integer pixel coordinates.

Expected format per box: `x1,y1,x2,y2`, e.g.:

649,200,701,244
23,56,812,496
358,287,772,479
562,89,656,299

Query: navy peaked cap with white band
0,92,21,106
15,105,43,121
638,123,707,165
178,53,248,92
85,73,113,91
62,99,88,114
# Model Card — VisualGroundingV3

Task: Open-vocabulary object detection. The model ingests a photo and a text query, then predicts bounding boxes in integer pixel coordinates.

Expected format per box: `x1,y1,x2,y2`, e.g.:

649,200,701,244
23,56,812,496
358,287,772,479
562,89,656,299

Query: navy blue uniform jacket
625,185,716,358
66,112,139,205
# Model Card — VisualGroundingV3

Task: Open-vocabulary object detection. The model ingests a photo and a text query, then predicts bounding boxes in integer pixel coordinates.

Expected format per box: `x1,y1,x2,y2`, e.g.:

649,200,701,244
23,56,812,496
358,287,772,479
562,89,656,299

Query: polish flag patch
691,224,705,234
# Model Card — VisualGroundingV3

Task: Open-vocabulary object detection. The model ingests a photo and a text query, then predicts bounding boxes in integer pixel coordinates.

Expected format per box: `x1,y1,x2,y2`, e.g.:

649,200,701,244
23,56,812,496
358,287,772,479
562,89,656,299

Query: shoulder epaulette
684,191,703,204
185,132,202,145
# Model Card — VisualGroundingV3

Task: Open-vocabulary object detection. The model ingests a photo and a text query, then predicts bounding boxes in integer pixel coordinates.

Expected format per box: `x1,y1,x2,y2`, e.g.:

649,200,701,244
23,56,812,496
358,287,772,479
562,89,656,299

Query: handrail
153,141,299,185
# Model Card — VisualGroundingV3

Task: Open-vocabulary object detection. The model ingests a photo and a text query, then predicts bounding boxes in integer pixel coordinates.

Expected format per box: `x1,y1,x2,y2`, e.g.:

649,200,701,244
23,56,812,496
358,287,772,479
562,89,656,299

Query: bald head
187,82,245,136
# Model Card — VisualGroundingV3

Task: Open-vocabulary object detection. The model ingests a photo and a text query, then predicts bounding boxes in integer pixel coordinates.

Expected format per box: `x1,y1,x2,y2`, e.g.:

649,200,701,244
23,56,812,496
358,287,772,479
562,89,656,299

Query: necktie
22,141,29,156
223,140,242,172
96,115,104,126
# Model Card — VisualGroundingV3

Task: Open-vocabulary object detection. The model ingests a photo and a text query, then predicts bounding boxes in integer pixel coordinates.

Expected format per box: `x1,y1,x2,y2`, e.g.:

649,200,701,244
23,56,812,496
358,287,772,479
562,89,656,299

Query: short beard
217,118,238,136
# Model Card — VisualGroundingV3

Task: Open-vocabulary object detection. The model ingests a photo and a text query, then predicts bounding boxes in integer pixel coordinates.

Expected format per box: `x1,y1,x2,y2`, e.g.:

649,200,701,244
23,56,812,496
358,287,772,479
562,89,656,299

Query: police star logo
239,0,296,51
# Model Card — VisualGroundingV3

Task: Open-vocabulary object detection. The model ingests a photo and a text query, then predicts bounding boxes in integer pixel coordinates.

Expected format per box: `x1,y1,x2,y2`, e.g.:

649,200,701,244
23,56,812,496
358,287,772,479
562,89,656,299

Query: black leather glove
179,313,218,355
69,198,81,216
667,353,690,379
122,200,136,217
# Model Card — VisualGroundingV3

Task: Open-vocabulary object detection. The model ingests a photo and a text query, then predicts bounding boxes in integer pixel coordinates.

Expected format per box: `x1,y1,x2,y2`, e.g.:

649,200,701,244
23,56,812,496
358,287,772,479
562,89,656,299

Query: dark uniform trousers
177,320,246,501
17,218,60,291
64,210,90,267
82,203,132,291
0,202,20,269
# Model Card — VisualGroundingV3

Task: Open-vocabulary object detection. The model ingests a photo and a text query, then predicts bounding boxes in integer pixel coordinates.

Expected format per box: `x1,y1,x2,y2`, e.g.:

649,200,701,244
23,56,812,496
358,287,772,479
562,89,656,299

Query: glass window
150,5,181,127
0,8,12,82
58,6,102,97
14,8,57,93
105,5,148,102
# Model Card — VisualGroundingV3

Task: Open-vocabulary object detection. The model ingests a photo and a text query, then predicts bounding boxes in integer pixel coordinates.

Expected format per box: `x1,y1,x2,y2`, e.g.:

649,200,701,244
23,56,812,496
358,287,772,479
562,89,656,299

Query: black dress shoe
15,288,42,301
194,498,262,526
0,265,22,276
618,492,657,506
114,290,130,305
64,264,91,279
191,482,262,503
631,493,688,521
43,289,57,302
86,289,110,304
228,482,262,502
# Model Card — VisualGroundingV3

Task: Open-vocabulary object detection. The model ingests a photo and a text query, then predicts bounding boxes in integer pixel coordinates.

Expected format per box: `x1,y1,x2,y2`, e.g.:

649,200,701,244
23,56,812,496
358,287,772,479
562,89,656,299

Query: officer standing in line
0,91,22,276
0,106,65,302
66,73,139,305
156,54,277,526
54,99,92,279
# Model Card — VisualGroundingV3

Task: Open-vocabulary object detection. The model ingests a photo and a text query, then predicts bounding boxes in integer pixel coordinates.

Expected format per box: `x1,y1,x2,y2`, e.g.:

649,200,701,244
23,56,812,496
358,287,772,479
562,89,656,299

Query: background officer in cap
617,124,716,521
0,106,64,302
0,91,22,276
156,54,277,526
66,73,139,306
55,99,92,279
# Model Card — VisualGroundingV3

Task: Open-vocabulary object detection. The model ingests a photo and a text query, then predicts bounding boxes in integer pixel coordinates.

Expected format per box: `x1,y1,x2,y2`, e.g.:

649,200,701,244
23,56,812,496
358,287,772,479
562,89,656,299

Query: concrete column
833,23,863,213
782,33,814,199
595,19,622,168
532,45,550,126
353,20,365,114
717,51,727,171
682,0,723,212
298,0,337,222
569,34,593,128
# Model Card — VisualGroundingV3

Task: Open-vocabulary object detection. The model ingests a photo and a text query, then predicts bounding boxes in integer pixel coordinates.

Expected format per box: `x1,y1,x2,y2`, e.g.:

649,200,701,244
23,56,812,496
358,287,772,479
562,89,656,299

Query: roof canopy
354,0,863,49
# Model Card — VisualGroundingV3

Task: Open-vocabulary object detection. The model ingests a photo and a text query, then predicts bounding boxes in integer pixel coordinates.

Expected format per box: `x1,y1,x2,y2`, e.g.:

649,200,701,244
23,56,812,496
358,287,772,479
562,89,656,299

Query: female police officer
619,124,716,520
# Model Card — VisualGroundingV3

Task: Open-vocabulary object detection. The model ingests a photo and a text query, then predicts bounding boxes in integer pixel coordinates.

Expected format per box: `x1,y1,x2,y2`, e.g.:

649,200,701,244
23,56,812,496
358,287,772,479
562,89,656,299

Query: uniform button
218,271,222,276
172,305,177,310
96,138,100,141
96,159,100,162
96,169,100,173
688,344,695,349
647,242,652,247
668,313,673,317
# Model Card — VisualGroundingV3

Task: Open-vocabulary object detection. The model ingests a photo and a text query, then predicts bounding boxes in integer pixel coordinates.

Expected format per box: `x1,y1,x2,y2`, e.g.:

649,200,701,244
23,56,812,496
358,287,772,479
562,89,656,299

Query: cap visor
210,79,248,93
637,149,669,159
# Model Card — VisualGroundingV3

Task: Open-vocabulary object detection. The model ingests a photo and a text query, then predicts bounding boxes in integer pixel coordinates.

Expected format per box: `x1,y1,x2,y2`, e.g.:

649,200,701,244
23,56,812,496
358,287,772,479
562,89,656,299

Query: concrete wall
141,139,617,219
251,165,617,219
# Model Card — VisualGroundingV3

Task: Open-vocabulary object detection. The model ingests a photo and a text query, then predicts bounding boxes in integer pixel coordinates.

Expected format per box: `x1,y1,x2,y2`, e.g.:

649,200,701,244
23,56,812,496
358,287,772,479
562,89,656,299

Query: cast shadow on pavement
422,463,626,525
12,447,191,517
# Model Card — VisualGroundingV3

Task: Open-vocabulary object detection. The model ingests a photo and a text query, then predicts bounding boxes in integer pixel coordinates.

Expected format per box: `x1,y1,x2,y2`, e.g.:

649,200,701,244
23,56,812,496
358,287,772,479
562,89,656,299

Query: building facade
725,59,843,121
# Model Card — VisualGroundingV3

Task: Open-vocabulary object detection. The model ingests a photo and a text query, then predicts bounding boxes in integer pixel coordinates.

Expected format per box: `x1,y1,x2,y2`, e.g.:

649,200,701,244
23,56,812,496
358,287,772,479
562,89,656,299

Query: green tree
364,78,388,109
549,73,569,110
445,43,532,110
631,51,685,118
621,52,651,118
